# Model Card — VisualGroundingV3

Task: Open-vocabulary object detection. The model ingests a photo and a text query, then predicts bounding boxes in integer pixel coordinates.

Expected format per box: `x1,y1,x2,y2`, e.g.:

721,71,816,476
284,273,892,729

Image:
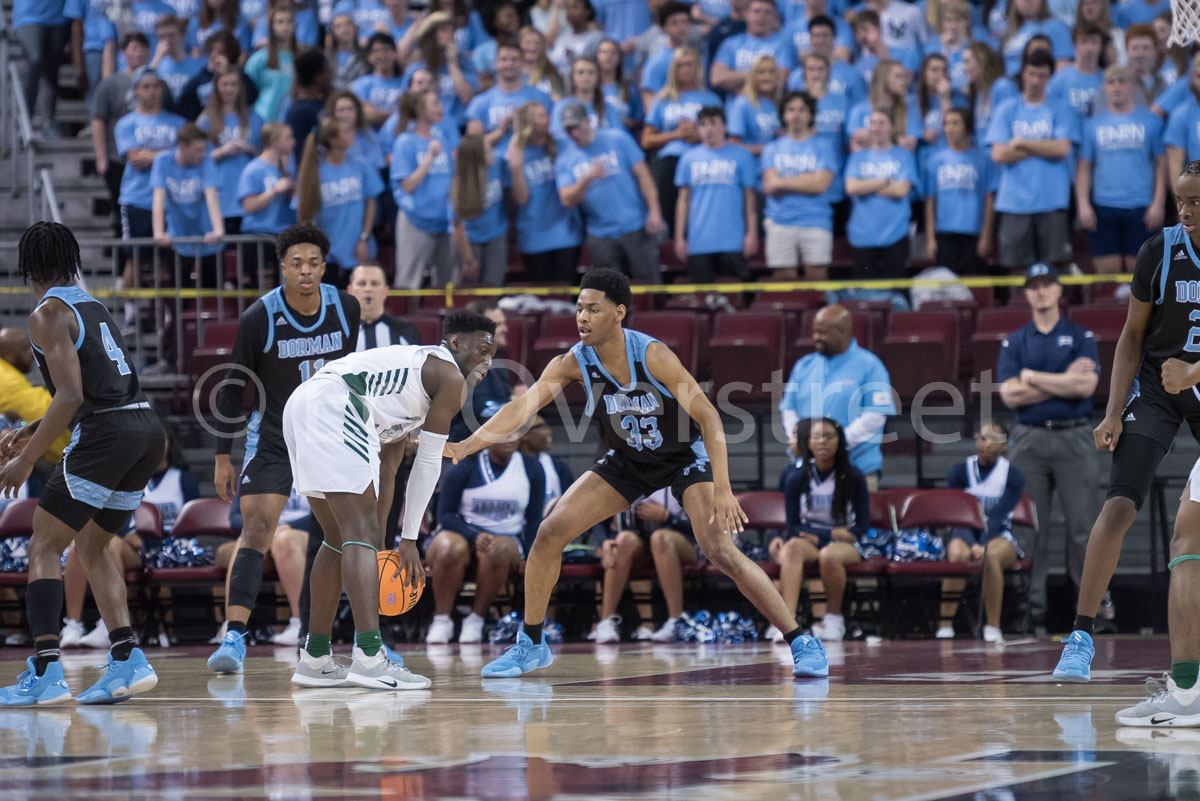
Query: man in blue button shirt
998,264,1101,633
779,305,895,487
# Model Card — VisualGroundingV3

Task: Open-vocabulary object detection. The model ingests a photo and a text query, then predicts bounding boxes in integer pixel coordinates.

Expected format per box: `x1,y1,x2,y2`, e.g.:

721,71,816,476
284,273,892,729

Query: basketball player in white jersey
284,311,497,689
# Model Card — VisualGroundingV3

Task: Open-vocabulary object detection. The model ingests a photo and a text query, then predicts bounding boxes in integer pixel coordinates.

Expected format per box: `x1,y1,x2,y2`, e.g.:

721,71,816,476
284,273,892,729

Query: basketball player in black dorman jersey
0,222,166,706
447,269,826,679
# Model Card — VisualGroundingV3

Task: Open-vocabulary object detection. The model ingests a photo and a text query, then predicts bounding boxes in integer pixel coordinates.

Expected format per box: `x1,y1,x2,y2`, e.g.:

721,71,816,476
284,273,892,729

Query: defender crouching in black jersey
0,222,166,706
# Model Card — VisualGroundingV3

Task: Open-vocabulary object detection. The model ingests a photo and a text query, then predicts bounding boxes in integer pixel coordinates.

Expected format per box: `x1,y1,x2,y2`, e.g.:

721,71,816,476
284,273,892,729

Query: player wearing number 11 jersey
208,225,359,674
447,269,826,679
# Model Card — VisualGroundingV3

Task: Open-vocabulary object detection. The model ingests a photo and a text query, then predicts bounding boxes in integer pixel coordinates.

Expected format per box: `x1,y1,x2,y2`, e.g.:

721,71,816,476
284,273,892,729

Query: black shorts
588,445,713,506
240,426,294,497
41,406,166,533
1108,360,1200,509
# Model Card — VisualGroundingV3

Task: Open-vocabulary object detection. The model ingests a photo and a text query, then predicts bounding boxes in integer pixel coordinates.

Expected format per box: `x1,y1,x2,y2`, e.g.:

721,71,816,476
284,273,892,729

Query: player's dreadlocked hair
1183,160,1200,177
443,310,497,339
579,268,632,314
275,223,330,263
18,222,81,286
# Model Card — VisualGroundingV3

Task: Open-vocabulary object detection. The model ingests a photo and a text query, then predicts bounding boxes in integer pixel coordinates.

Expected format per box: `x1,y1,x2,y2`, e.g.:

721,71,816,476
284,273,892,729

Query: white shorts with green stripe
282,375,380,500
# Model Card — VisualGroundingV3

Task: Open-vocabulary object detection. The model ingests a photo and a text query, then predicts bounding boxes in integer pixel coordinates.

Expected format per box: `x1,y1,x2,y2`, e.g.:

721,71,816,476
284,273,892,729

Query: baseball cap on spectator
561,102,588,129
1024,263,1059,286
132,66,164,88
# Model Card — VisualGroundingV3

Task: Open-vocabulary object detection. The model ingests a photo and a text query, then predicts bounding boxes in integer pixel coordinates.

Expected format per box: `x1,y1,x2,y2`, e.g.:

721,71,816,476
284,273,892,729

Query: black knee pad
227,548,266,611
1106,433,1169,512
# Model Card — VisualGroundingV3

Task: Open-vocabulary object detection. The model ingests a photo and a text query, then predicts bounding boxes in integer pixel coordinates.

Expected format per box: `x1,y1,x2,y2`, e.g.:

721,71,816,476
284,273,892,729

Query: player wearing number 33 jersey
448,269,826,682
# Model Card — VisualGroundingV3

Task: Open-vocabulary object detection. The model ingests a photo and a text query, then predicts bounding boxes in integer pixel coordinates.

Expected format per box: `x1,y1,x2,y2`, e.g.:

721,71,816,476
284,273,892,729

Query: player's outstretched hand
709,486,748,537
1161,357,1197,394
443,440,467,464
0,424,33,460
393,539,425,594
0,456,33,499
1093,413,1123,453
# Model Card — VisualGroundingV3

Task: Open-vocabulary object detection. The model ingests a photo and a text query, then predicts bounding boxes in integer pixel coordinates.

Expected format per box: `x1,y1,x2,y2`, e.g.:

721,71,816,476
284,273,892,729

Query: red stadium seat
170,498,237,539
749,289,825,312
894,489,984,531
134,502,163,540
1012,492,1037,530
0,499,38,538
1068,306,1126,404
882,311,961,401
144,499,238,640
868,492,897,531
735,491,787,531
705,311,784,403
634,311,700,377
840,300,893,351
528,315,578,377
410,317,440,345
503,315,532,369
970,308,1034,383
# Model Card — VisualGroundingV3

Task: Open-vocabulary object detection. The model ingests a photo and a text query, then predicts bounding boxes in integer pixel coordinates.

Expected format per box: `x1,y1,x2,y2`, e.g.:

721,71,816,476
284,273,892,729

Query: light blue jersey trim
573,329,672,415
38,286,92,350
262,285,350,353
1161,224,1199,306
63,468,143,510
569,343,595,417
241,410,262,473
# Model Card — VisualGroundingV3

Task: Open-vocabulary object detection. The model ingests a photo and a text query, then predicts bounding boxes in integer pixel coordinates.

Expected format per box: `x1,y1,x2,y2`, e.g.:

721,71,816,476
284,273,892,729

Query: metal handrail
38,168,61,223
7,61,34,216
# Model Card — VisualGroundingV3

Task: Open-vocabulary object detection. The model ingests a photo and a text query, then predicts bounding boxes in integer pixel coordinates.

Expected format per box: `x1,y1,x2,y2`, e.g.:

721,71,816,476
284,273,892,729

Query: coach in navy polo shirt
998,264,1101,634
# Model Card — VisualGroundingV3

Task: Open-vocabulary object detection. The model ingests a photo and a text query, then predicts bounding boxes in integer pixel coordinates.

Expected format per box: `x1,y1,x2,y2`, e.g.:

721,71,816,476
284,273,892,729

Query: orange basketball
378,550,423,616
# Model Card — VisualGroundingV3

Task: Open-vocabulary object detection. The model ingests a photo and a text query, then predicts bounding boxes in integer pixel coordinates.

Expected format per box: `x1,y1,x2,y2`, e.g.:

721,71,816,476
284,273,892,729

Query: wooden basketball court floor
0,636,1192,801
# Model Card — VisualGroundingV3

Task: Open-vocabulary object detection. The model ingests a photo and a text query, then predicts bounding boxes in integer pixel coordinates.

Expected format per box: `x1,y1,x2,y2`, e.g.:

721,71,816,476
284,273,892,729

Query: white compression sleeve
844,412,886,449
399,430,449,541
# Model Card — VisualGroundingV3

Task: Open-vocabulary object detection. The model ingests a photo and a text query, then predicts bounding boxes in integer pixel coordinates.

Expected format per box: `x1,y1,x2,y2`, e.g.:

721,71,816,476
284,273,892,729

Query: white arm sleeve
844,412,887,449
399,430,449,541
781,409,800,455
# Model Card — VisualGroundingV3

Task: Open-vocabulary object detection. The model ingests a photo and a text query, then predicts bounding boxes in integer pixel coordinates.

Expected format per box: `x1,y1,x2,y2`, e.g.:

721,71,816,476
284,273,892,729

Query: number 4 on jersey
99,322,131,376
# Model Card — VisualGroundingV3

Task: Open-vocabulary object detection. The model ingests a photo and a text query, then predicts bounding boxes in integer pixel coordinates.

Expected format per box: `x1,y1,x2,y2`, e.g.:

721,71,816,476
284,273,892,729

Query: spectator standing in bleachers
788,15,863,102
673,105,758,282
938,421,1025,642
1127,24,1170,107
326,91,386,177
710,0,794,94
1165,56,1200,181
401,13,480,131
520,414,574,512
767,417,868,642
348,263,422,349
519,26,565,98
1047,23,1106,119
986,49,1078,275
784,0,852,64
592,0,653,51
865,0,928,52
245,6,297,121
923,106,996,275
594,487,697,643
780,305,895,488
188,0,253,57
238,121,297,243
152,16,207,101
847,59,921,151
727,55,782,155
65,0,115,115
845,110,918,278
391,89,457,289
328,12,370,90
964,41,1018,134
551,56,625,138
116,67,187,329
92,33,151,242
296,117,384,287
452,134,510,286
12,0,69,137
1077,65,1166,275
547,0,606,76
151,122,226,288
466,41,553,150
998,264,1101,634
171,32,259,122
471,1,522,83
707,0,748,67
508,102,584,283
762,89,835,280
557,104,665,280
598,38,644,126
998,0,1073,76
642,48,723,235
284,49,332,146
850,11,921,87
426,433,545,644
199,70,264,239
639,2,694,110
924,1,971,95
915,54,960,146
351,32,406,126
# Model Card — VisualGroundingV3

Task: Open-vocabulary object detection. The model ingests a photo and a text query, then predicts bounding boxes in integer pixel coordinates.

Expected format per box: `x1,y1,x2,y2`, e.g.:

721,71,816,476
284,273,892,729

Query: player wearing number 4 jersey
208,225,360,674
0,223,165,706
448,269,826,679
1054,164,1200,720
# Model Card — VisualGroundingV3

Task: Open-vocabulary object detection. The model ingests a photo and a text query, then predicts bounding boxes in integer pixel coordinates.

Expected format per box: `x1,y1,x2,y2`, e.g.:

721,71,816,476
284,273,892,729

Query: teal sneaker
481,631,553,678
384,643,405,667
791,634,829,678
1052,630,1095,682
77,648,158,704
207,630,247,674
0,659,71,707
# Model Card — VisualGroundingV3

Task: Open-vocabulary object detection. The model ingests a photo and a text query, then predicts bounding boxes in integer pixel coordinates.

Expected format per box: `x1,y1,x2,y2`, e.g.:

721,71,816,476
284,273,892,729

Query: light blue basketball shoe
0,658,71,707
207,629,247,674
791,634,830,678
1052,630,1095,682
77,648,158,704
481,631,553,678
